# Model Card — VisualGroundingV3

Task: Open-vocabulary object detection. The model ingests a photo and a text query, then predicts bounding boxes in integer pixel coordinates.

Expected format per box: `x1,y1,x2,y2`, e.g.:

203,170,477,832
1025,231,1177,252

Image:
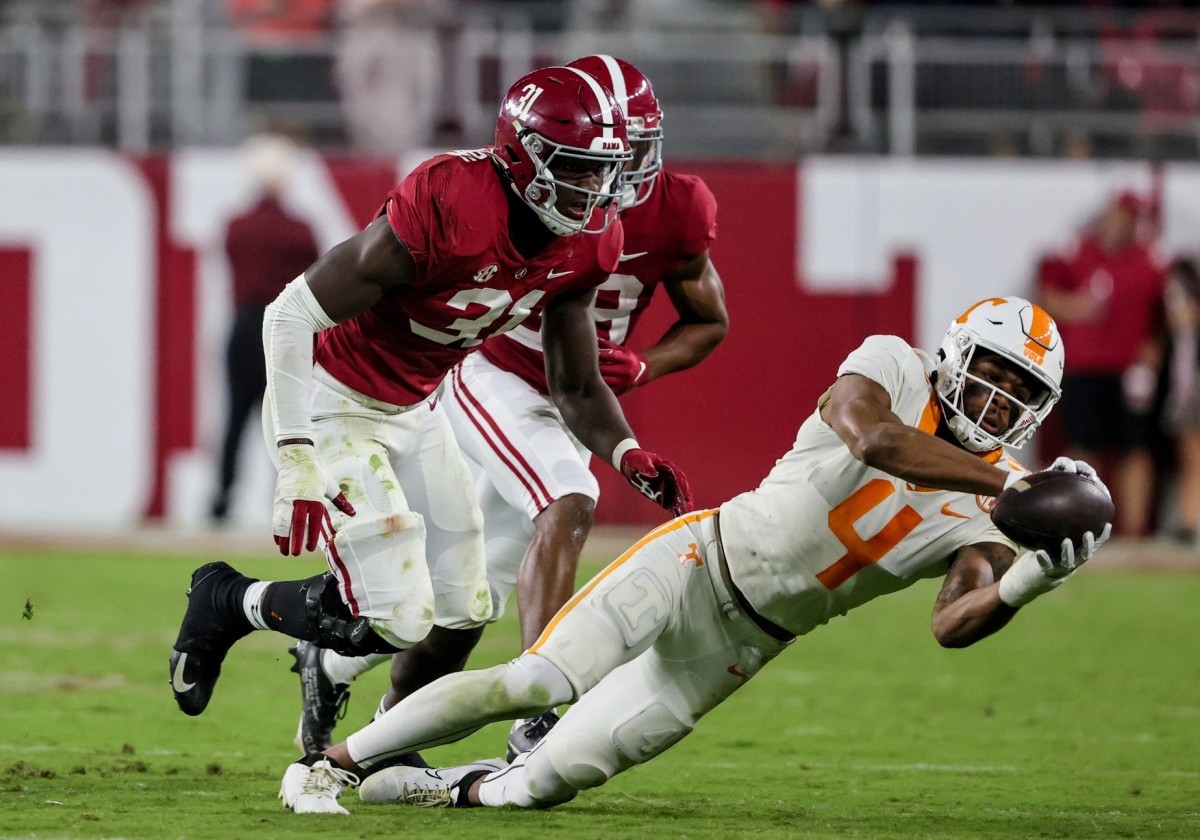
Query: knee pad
330,511,435,648
514,747,581,808
537,701,692,795
303,573,402,656
610,702,693,764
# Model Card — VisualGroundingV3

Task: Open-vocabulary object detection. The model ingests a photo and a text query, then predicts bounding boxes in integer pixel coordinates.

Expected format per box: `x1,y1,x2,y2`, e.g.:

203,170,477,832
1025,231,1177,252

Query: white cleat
279,757,360,815
358,759,507,807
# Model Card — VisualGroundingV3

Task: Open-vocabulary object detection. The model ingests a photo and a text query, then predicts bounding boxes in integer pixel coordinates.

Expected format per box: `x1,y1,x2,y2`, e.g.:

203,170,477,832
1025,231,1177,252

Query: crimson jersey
1041,233,1165,374
480,169,718,393
315,150,623,406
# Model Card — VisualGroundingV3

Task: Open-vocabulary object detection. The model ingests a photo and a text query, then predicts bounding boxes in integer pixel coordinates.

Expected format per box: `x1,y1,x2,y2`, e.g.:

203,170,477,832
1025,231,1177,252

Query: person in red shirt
285,55,730,761
210,135,320,523
166,67,694,782
1039,190,1165,536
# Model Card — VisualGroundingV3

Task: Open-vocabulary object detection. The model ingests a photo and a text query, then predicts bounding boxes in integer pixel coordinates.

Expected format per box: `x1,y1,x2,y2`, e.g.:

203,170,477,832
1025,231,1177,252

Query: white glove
273,441,356,556
998,523,1112,607
1048,456,1112,499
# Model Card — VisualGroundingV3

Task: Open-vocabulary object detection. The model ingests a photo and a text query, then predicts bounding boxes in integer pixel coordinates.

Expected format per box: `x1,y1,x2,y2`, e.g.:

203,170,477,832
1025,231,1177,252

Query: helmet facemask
516,128,630,236
619,117,663,209
937,332,1060,452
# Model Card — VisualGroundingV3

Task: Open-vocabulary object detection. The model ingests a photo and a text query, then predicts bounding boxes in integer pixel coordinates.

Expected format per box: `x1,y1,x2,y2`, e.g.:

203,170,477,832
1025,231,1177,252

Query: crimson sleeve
384,171,435,276
677,174,718,257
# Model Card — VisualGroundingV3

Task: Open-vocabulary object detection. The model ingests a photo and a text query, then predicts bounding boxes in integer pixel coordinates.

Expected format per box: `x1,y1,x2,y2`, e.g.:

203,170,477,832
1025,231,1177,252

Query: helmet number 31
512,85,545,120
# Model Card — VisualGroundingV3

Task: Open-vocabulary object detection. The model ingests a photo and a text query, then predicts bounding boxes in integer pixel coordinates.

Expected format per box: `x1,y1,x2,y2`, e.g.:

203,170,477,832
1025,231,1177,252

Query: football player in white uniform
277,296,1113,814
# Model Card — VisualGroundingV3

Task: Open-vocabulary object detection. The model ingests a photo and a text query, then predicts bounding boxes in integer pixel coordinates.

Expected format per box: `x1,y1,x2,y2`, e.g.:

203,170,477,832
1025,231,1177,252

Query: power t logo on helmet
493,66,633,236
935,296,1064,452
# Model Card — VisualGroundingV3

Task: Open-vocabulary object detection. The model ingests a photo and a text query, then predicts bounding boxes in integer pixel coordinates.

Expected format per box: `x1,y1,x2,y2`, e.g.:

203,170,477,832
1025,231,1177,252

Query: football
991,471,1115,555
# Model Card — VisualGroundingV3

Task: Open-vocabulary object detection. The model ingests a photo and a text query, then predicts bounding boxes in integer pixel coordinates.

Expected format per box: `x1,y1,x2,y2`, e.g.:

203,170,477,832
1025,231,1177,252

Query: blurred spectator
226,0,337,107
1098,9,1200,160
227,0,333,44
335,0,442,156
210,132,319,524
1038,190,1166,537
1161,257,1200,545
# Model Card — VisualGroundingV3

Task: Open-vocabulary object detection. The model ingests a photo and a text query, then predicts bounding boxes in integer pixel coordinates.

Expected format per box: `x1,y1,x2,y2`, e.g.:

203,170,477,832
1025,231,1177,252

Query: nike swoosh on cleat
547,269,574,279
172,652,196,692
940,502,971,520
618,251,648,261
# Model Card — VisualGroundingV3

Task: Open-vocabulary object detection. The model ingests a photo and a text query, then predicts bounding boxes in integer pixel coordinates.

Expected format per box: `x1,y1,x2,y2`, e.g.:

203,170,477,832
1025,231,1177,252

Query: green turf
1,547,1198,839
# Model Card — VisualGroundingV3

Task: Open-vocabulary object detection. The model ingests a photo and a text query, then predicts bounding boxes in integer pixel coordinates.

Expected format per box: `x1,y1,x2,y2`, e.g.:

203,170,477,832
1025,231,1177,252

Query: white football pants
445,352,600,619
263,365,492,649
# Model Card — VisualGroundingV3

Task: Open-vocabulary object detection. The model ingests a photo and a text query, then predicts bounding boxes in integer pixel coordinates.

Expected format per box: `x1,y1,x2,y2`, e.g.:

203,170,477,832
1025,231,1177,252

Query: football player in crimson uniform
288,55,728,762
167,66,695,754
277,298,1113,816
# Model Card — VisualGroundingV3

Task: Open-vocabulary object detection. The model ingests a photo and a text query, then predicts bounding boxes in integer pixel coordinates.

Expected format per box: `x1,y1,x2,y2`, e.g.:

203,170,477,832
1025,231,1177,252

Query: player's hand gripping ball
991,470,1115,558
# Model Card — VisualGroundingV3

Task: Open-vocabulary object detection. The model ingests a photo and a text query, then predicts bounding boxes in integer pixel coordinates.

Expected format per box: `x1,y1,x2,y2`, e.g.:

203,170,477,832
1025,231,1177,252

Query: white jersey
719,335,1024,637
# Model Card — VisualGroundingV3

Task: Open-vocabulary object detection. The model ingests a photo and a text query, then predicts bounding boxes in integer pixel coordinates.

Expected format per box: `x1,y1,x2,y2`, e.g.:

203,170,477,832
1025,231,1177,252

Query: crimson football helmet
494,66,632,236
566,55,663,209
935,297,1064,452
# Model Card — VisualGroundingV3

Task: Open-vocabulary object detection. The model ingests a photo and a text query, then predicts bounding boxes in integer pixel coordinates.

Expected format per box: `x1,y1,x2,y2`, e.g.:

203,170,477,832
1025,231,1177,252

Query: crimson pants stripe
451,365,554,511
322,520,360,616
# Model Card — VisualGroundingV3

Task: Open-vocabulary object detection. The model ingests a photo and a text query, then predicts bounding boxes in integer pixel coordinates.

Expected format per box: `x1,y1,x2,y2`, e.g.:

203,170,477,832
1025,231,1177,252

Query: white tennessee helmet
935,296,1064,453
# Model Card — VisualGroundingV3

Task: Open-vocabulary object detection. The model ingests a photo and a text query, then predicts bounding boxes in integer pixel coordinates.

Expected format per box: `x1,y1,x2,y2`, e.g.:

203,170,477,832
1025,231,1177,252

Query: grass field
2,540,1199,839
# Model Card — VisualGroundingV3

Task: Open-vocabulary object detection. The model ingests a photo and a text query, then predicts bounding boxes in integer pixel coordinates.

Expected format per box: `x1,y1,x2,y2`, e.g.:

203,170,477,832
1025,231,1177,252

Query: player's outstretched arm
822,373,1015,497
641,252,729,383
930,542,1019,647
931,520,1111,646
544,288,692,516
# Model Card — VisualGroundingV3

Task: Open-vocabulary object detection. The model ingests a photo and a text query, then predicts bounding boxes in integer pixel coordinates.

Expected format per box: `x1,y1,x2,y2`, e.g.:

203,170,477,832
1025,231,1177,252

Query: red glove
619,448,693,517
273,441,356,556
597,338,648,395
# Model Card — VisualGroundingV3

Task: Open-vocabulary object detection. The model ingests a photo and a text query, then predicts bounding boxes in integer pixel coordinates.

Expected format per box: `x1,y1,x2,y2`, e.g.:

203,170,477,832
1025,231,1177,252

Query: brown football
991,471,1115,556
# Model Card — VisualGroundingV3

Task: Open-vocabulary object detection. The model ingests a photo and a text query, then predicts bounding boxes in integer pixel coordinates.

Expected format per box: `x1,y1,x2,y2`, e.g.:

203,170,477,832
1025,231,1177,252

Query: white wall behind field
3,152,1199,529
801,158,1169,352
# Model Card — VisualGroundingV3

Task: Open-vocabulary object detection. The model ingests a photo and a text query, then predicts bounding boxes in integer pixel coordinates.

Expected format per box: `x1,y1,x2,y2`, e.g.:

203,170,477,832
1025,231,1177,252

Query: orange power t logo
1022,304,1055,366
677,543,703,567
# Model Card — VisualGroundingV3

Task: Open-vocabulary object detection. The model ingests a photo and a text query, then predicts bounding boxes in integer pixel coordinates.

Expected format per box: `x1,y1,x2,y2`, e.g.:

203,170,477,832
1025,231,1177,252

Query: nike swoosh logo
618,251,648,262
940,502,971,520
172,653,196,693
547,269,574,279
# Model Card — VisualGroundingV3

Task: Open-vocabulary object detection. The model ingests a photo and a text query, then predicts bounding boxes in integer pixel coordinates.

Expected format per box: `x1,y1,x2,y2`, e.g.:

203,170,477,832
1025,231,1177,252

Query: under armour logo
473,264,498,283
631,474,661,503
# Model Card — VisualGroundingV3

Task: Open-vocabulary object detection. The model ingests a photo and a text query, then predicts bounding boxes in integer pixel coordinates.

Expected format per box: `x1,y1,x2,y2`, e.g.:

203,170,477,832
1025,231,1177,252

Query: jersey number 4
409,288,546,347
817,479,922,589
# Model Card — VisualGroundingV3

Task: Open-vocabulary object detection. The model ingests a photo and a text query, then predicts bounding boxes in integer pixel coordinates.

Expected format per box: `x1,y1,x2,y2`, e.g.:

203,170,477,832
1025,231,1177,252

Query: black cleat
169,561,252,716
290,640,351,754
506,710,560,762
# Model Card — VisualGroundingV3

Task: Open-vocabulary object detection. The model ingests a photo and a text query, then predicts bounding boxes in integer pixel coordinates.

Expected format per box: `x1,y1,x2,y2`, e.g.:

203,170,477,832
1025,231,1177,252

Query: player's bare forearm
857,422,1008,495
931,543,1018,647
642,254,728,382
555,380,636,461
823,374,1009,497
305,216,413,322
544,290,637,460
